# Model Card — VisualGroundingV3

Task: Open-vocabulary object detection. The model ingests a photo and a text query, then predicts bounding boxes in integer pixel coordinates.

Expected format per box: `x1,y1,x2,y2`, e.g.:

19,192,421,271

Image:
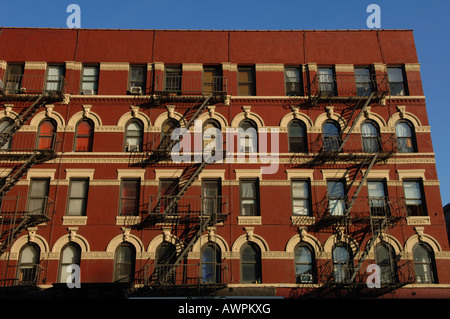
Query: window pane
20,245,39,263
404,181,421,199
388,68,404,82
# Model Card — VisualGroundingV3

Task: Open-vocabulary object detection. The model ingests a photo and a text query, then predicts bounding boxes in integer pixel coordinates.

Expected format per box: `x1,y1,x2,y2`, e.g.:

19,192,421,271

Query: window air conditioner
129,86,143,95
83,89,94,95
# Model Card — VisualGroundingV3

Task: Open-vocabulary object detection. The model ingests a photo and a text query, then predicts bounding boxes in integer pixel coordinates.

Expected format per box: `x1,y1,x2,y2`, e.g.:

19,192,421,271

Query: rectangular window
291,180,311,216
119,179,140,216
202,179,221,216
81,65,99,94
67,179,89,216
158,178,179,215
403,179,426,216
327,180,346,216
27,178,50,215
285,66,302,96
388,67,407,96
203,66,222,94
318,67,335,95
240,179,259,216
354,67,372,96
164,65,182,93
238,66,255,96
129,65,146,94
367,180,388,217
5,63,24,94
45,65,65,91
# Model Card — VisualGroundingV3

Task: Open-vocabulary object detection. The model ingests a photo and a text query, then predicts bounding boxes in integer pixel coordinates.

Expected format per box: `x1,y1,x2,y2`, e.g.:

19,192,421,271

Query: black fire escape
290,70,415,297
131,72,229,291
0,72,65,257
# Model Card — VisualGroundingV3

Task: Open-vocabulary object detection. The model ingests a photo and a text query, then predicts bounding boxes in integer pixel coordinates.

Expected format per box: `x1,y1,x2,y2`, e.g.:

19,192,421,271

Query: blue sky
1,0,450,206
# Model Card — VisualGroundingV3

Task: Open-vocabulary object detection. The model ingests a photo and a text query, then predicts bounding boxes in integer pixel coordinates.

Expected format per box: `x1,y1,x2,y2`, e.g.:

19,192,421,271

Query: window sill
237,216,262,225
62,216,87,225
406,216,431,225
116,215,141,226
290,215,315,226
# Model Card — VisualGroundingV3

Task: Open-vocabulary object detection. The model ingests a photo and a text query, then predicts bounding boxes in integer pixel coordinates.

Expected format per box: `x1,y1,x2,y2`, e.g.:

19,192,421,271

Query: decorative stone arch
387,110,422,128
404,233,442,258
153,109,187,130
117,110,151,132
285,232,323,257
147,233,183,260
0,109,20,122
196,111,228,130
191,233,230,256
67,110,102,131
353,111,387,133
231,232,269,255
369,234,403,258
106,233,145,258
279,111,313,131
51,233,90,255
230,109,265,129
30,110,66,129
323,233,360,259
314,111,348,133
10,233,50,260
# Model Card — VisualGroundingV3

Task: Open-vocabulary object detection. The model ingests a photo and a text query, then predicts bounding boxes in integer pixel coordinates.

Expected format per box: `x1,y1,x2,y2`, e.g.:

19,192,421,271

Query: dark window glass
288,120,306,153
119,179,140,216
241,243,261,283
114,243,136,283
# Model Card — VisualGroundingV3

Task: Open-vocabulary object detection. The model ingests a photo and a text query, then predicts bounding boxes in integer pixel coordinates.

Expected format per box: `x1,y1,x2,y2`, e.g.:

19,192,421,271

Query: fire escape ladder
161,216,212,284
338,92,374,153
345,152,379,216
349,217,388,283
0,152,41,195
0,213,49,255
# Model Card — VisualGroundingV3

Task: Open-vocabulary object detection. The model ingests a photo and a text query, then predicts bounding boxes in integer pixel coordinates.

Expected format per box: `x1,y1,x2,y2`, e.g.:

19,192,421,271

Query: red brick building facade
0,28,448,298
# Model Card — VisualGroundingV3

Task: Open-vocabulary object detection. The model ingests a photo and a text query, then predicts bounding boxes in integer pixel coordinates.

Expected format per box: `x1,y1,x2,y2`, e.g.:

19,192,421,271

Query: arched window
161,119,180,150
238,119,257,153
74,119,94,152
413,243,437,283
201,243,221,283
114,243,136,283
202,119,222,156
58,243,81,284
294,244,314,283
288,120,307,153
37,119,56,150
124,119,143,152
361,121,380,153
240,242,262,283
323,121,341,152
332,243,353,283
17,243,40,285
395,120,416,153
375,243,397,285
155,242,176,284
0,118,14,150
